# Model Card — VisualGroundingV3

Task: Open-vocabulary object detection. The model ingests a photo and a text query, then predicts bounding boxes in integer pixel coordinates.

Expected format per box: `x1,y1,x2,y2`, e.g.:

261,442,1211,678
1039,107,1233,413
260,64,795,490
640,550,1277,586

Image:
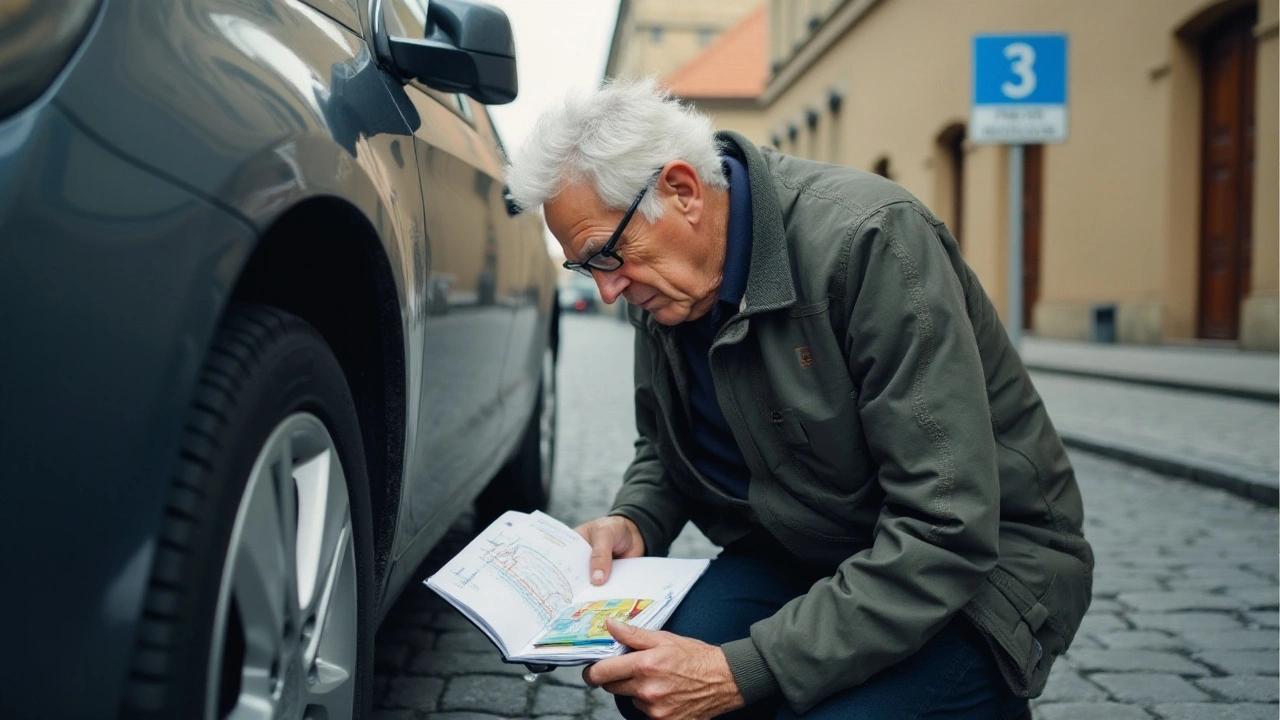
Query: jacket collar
715,131,797,317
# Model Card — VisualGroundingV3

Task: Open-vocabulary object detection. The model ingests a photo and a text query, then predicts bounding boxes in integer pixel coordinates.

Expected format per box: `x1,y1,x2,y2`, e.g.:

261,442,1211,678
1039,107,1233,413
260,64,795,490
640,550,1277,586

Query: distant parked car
559,275,601,313
0,2,558,719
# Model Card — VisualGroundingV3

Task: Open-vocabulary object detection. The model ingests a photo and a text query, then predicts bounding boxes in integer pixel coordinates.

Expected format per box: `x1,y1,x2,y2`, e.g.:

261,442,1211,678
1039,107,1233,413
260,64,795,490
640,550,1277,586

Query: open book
424,510,709,665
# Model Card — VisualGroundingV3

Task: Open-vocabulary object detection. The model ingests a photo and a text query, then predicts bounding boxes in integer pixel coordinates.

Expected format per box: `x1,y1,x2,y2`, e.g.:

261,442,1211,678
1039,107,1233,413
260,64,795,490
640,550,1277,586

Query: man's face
544,173,719,326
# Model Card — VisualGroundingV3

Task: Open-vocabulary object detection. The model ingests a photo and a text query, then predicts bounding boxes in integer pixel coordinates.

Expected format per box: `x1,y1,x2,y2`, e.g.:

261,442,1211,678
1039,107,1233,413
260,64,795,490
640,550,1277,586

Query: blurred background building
604,0,769,143
604,0,1279,351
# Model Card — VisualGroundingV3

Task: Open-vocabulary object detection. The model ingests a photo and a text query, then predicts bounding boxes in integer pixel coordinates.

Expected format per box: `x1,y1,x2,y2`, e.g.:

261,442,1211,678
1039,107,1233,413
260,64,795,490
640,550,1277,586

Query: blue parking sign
971,34,1068,143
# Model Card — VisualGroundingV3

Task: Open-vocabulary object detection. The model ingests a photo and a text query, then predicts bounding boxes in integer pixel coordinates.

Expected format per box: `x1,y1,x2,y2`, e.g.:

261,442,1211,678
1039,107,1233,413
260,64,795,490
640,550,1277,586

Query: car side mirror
386,0,518,105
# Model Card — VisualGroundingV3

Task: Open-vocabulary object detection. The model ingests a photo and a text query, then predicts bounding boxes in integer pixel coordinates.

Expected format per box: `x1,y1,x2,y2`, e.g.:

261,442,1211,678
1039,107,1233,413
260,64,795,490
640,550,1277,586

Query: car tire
123,305,375,720
476,345,557,525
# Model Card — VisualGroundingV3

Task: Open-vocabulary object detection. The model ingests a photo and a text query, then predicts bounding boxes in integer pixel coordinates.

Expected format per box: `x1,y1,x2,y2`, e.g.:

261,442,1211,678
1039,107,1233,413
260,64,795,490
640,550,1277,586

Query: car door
466,101,554,445
381,0,516,541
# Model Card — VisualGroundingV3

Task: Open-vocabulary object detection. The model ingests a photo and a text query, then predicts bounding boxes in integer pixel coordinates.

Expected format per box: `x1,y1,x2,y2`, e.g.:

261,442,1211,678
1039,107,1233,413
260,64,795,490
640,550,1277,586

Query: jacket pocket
773,390,875,495
754,393,881,548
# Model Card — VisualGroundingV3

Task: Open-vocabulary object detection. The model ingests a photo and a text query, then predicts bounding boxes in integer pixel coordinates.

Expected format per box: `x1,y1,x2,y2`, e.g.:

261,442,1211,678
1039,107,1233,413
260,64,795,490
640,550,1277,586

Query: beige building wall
606,0,761,80
770,0,842,70
692,99,770,146
764,0,1278,349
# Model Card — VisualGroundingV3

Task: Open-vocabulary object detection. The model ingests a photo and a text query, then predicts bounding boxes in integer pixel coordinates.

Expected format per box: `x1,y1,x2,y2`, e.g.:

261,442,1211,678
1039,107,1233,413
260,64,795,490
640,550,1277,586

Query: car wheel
123,305,375,720
477,345,557,524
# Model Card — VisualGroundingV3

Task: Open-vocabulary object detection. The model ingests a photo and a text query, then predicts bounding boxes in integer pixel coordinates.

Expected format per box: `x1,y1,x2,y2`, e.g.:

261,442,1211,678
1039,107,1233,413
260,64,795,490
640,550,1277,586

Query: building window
827,90,843,165
649,26,664,43
698,28,715,46
805,108,820,160
873,157,892,180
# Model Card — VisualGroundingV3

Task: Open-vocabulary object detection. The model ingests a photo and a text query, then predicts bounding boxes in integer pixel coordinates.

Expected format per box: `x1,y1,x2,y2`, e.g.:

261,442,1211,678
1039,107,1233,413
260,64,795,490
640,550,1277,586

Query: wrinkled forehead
543,181,614,241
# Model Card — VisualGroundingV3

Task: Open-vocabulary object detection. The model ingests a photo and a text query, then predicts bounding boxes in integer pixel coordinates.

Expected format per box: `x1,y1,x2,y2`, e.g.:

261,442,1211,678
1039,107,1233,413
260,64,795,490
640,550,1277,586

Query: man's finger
606,617,665,650
589,529,614,584
583,653,640,687
601,677,642,698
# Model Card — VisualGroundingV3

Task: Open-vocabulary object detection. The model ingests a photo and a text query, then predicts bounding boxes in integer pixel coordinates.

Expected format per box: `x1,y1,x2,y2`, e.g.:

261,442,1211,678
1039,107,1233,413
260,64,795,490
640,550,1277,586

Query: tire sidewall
168,313,375,720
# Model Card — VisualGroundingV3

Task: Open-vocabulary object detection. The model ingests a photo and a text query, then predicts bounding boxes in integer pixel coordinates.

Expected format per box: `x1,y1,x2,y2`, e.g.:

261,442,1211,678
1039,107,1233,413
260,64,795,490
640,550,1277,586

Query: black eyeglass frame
562,173,660,277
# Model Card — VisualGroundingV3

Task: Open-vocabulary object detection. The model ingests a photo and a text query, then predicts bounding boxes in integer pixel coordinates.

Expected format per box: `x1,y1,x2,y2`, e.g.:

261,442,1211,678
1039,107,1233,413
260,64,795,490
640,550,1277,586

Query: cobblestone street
373,314,1279,720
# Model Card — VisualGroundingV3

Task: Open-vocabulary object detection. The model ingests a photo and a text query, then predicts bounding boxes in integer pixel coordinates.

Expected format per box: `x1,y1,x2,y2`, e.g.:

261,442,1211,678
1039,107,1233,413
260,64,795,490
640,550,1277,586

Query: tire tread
121,305,307,716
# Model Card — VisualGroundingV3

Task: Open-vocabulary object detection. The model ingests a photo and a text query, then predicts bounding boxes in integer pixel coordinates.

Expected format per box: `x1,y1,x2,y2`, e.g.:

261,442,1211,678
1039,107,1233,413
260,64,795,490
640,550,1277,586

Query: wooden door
1022,144,1043,330
941,124,966,249
1198,6,1257,340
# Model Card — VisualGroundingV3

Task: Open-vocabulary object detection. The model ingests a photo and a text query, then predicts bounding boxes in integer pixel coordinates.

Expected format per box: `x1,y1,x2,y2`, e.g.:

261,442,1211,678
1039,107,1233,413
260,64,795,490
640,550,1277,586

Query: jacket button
770,411,783,424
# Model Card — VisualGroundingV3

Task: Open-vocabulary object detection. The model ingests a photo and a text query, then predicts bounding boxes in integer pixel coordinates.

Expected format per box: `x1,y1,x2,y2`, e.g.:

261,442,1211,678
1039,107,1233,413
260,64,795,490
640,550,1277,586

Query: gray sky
485,0,622,157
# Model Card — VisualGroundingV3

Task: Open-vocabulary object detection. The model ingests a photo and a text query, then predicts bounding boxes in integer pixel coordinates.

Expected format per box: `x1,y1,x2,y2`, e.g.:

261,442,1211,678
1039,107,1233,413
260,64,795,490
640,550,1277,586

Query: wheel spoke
294,447,351,613
232,465,291,667
302,653,356,720
224,693,273,720
303,525,358,714
274,432,300,603
304,523,352,663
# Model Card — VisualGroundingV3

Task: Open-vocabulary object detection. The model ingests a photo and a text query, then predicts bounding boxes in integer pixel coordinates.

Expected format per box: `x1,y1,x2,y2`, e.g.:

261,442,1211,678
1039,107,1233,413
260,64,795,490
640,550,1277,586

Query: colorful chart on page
533,598,653,646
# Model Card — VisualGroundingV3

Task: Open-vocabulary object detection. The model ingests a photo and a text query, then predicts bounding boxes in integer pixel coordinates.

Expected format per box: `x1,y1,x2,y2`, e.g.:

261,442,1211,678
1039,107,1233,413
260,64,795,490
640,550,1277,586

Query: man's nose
593,270,630,304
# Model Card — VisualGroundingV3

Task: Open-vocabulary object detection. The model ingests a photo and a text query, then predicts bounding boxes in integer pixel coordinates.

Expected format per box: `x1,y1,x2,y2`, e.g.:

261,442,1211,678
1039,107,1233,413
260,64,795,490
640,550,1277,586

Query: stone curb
1025,365,1279,403
1059,431,1279,507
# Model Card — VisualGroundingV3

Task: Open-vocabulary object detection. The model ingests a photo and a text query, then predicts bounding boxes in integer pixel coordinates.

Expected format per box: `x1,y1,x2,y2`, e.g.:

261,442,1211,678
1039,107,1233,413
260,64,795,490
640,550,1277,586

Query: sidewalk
1021,338,1279,506
1021,337,1279,401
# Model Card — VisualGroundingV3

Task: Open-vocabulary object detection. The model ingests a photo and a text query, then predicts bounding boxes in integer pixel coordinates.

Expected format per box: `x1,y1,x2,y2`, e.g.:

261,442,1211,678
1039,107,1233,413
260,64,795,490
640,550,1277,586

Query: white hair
505,78,728,222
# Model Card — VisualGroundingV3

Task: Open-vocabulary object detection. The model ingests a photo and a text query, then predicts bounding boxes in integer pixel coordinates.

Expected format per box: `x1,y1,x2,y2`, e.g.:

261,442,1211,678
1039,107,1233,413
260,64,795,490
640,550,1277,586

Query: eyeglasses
562,176,656,278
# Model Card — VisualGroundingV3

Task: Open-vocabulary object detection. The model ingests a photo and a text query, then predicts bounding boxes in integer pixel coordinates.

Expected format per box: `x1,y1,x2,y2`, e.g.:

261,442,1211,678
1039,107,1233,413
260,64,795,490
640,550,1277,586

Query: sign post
971,33,1068,349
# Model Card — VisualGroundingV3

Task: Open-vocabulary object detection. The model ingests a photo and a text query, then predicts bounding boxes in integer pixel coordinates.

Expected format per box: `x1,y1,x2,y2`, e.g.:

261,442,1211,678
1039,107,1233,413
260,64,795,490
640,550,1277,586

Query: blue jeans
615,539,1029,720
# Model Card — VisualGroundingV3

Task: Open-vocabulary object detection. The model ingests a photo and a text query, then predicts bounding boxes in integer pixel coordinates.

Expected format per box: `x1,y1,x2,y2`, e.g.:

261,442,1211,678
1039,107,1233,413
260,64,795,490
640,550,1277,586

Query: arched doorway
1197,3,1257,340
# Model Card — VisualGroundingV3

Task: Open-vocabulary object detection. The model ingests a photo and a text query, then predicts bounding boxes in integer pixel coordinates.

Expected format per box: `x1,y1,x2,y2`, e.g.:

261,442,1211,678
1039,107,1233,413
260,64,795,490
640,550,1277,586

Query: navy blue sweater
679,155,753,498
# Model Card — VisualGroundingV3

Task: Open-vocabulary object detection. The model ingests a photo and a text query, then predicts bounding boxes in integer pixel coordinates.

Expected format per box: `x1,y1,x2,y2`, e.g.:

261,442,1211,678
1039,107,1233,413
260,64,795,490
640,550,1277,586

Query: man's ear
658,161,703,224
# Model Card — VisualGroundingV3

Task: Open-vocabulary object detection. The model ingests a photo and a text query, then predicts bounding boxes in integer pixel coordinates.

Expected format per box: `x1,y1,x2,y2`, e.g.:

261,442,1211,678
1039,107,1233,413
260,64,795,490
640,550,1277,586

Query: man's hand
583,619,745,720
574,516,645,584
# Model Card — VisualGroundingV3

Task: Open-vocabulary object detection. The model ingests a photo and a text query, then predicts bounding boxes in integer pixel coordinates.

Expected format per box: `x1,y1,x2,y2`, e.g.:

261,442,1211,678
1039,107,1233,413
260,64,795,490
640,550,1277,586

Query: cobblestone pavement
373,315,1278,720
1029,372,1279,482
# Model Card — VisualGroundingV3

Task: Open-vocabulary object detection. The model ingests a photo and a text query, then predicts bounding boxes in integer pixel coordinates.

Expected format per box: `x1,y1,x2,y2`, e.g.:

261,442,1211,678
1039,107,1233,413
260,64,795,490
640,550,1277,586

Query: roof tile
663,3,766,100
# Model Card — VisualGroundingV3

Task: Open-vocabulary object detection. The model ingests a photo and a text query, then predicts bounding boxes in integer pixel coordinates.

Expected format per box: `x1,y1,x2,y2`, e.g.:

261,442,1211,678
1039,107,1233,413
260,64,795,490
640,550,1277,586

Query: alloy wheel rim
207,412,358,720
538,347,557,495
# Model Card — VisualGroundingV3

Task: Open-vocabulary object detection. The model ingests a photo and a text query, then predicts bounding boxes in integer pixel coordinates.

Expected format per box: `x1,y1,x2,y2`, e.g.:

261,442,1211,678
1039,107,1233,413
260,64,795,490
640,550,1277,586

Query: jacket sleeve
608,319,690,557
732,202,1002,713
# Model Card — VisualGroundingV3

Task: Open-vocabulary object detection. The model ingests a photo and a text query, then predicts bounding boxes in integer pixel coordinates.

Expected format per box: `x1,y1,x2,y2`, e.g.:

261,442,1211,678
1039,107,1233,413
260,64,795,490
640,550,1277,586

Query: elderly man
505,80,1092,720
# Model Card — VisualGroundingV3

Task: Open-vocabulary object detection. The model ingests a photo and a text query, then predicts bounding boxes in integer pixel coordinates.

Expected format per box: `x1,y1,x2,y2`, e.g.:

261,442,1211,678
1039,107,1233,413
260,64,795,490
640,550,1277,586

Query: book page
572,557,709,605
426,511,591,652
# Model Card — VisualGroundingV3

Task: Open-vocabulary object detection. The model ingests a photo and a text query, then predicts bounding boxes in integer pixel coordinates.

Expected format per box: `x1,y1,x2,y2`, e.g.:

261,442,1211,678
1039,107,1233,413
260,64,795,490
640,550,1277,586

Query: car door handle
502,186,521,216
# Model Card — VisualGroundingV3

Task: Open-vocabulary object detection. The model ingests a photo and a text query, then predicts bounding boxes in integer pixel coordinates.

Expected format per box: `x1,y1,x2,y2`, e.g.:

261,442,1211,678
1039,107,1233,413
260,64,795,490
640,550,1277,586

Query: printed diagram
534,598,654,646
450,531,574,622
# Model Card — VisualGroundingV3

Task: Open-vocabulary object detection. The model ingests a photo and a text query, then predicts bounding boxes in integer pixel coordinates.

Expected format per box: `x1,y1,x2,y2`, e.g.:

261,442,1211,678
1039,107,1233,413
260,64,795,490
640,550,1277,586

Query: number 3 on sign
1002,42,1036,99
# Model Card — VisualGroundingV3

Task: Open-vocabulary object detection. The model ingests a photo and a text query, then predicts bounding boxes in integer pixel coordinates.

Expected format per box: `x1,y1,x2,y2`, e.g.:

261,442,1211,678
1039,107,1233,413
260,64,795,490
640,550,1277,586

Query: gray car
0,1,559,718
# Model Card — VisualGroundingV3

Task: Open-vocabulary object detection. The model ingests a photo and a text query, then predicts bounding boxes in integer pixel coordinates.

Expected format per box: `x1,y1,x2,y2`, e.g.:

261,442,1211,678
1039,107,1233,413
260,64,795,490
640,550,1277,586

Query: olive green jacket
610,132,1093,713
